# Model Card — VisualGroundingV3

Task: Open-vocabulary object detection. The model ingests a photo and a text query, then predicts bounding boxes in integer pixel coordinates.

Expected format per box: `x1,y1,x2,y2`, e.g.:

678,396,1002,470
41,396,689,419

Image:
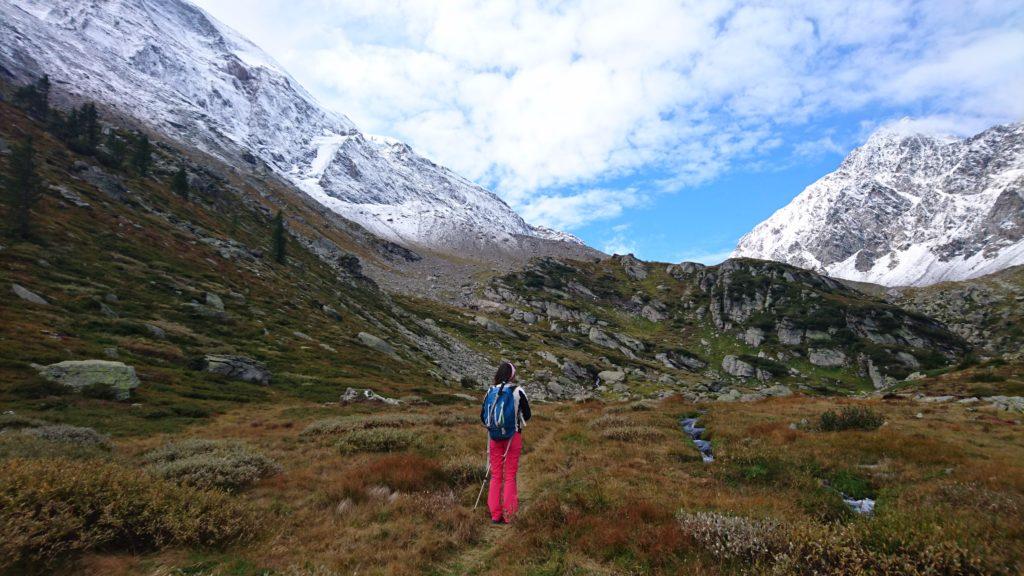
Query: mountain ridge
0,0,587,259
733,120,1024,286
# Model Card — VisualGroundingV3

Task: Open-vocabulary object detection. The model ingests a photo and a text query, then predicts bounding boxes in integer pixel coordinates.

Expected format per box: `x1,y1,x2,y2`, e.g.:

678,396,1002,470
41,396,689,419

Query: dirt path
440,413,570,575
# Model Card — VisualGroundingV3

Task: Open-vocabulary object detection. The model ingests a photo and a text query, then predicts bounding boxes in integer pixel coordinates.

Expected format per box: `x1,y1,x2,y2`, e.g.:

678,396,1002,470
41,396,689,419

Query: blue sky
194,0,1024,263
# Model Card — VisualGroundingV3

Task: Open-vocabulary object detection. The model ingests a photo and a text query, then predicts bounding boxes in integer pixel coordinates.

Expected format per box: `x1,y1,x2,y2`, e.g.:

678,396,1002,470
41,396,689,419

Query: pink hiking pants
488,432,522,522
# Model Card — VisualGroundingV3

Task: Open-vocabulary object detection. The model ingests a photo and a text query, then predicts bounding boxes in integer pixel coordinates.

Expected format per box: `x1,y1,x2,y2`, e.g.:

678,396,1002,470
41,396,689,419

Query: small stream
680,417,713,463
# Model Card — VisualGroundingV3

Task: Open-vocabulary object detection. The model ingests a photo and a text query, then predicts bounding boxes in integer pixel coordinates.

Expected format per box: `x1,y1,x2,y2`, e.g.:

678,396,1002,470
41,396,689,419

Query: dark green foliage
80,382,118,400
271,210,286,264
171,166,190,200
52,103,100,155
818,406,884,432
98,130,127,169
4,137,43,240
829,470,873,499
972,372,1006,383
13,75,49,119
131,132,152,176
739,354,788,377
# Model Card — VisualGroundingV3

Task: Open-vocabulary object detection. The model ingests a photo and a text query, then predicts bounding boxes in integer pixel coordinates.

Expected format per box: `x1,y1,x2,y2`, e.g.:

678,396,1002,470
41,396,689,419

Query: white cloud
517,188,645,231
193,0,1024,229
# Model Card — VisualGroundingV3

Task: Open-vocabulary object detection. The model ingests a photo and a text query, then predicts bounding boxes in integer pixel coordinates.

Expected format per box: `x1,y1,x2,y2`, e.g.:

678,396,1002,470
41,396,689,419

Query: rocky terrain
734,121,1024,286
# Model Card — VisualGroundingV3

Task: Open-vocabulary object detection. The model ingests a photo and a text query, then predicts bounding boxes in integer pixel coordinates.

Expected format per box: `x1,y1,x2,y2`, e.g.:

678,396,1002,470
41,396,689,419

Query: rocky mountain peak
733,121,1024,286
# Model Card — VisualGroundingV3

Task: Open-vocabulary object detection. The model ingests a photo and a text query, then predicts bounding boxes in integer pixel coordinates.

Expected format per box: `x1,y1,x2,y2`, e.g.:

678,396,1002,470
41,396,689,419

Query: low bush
440,455,487,486
590,414,640,429
0,458,259,571
818,405,884,431
301,413,430,437
143,439,281,491
0,414,47,431
337,428,417,454
829,470,873,500
601,425,665,442
21,424,111,449
0,434,111,461
676,511,782,563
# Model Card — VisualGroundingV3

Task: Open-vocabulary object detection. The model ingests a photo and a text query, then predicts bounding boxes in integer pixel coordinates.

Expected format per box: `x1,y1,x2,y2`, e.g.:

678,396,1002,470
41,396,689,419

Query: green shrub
0,414,47,431
829,470,873,500
80,382,118,400
336,428,417,454
818,406,884,431
601,425,665,442
21,424,111,449
0,434,111,461
143,439,281,491
0,458,259,570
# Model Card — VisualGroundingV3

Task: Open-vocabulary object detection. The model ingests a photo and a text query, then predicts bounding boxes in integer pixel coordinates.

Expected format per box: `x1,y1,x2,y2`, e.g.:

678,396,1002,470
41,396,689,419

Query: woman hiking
479,361,531,524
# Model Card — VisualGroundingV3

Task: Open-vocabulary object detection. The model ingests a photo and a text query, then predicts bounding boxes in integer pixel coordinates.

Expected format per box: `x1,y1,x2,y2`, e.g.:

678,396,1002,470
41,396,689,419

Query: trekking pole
473,436,490,510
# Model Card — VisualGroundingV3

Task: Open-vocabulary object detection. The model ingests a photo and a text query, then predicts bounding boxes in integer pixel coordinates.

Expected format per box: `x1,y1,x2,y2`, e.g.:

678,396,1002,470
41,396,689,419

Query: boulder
743,327,765,347
536,351,559,365
357,332,399,358
777,323,802,346
474,316,517,338
562,359,590,382
614,332,645,352
722,355,756,378
588,327,620,349
808,348,847,368
761,384,792,398
204,292,225,312
202,354,270,384
12,284,49,306
640,304,666,322
145,323,167,339
598,370,626,384
34,360,139,400
618,254,648,280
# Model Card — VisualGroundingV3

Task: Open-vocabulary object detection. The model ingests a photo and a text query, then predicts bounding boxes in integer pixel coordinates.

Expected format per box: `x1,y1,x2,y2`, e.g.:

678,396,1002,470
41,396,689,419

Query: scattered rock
145,323,167,339
904,371,927,381
761,384,792,398
743,327,765,347
618,254,648,280
987,396,1024,413
204,292,225,312
322,305,342,320
33,359,139,400
293,331,313,341
12,283,49,306
722,355,756,378
340,387,401,406
588,327,620,349
357,332,400,358
201,354,270,384
597,370,626,384
808,348,847,368
51,185,91,208
474,316,517,338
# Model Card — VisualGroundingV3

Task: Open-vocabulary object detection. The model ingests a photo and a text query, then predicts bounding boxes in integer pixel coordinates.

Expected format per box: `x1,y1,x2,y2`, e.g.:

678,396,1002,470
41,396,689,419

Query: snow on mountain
733,120,1024,286
0,0,582,255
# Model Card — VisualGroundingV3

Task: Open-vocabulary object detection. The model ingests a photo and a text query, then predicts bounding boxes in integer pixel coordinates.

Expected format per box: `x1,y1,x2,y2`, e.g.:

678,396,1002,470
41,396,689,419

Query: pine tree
171,166,189,200
271,211,286,264
5,137,43,240
14,75,50,119
80,103,99,154
101,131,127,169
131,132,152,176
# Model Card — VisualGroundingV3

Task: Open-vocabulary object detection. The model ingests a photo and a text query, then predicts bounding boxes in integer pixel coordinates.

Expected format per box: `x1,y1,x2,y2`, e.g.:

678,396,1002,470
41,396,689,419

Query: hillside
0,0,594,260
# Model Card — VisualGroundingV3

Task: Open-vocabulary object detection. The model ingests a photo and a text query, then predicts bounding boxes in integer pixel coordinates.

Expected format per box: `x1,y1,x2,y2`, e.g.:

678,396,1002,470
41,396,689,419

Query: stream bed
680,416,713,462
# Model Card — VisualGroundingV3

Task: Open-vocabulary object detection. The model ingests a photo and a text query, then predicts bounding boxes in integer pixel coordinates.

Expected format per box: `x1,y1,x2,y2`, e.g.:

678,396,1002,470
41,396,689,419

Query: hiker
480,360,531,524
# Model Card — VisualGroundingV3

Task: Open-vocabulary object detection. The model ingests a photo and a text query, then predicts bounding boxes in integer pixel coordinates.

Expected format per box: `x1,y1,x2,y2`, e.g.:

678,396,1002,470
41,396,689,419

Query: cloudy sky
194,0,1024,263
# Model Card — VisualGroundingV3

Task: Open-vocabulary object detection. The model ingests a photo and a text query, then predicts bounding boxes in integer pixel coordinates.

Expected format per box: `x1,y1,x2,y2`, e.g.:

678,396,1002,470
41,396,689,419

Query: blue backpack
483,383,518,440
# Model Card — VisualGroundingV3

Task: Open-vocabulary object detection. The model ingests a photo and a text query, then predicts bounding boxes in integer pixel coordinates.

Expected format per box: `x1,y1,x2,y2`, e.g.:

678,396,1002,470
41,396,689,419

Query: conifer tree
271,211,286,264
102,131,127,169
80,103,99,154
5,137,43,240
131,132,152,176
14,75,50,119
171,166,189,200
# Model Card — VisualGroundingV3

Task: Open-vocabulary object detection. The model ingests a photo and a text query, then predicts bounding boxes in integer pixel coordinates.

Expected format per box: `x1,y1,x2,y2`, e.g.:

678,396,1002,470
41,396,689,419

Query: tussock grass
0,458,258,571
20,424,111,449
601,424,665,442
300,413,432,437
818,405,885,431
336,428,417,454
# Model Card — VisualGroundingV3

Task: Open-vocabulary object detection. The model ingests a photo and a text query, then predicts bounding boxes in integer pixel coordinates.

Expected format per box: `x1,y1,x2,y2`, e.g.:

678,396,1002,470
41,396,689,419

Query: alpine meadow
1,1,1022,575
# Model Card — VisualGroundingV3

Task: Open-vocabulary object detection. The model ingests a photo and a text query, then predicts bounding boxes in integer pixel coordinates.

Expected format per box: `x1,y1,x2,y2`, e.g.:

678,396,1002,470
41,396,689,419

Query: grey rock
322,305,343,320
357,332,399,358
808,348,847,368
202,354,270,384
598,370,626,384
561,359,590,382
340,387,400,405
640,304,666,322
722,355,756,378
205,292,225,312
588,327,620,349
474,316,517,338
34,359,139,400
618,254,648,280
743,327,766,347
761,384,793,397
12,284,49,306
716,388,742,402
536,351,559,365
52,185,91,208
145,323,167,339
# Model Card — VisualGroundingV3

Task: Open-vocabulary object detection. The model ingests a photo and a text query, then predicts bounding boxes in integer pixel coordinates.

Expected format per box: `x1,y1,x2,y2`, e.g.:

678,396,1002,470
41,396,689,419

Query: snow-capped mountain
733,121,1024,286
0,0,581,255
